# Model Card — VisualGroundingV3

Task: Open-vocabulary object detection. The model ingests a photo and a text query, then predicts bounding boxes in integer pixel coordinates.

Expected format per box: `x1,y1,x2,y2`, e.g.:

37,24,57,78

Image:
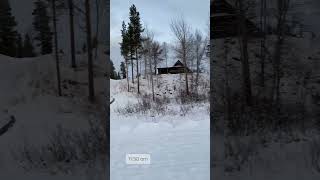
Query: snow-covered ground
110,74,210,180
0,50,107,179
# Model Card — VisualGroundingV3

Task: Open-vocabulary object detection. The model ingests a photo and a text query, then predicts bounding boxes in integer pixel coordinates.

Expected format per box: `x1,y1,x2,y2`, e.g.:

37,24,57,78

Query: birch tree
170,17,193,95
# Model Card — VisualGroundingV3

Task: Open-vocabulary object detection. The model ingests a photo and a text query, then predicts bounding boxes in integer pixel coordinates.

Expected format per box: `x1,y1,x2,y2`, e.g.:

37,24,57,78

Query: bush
179,104,192,116
116,94,170,116
176,90,208,105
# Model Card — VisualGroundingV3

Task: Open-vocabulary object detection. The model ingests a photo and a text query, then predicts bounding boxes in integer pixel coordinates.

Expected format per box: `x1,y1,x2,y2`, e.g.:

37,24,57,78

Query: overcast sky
110,0,210,70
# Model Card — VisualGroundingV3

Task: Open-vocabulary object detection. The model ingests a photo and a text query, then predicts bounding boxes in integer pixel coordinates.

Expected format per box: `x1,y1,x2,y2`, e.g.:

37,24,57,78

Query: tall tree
0,0,17,57
143,27,155,100
260,0,267,88
68,0,76,68
236,0,252,106
272,0,291,110
127,4,144,94
32,0,53,55
51,0,62,96
170,17,193,95
22,34,35,57
85,0,95,102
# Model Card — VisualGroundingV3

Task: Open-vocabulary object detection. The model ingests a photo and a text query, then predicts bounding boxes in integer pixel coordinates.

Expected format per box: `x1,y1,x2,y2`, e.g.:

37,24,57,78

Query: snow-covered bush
115,94,170,116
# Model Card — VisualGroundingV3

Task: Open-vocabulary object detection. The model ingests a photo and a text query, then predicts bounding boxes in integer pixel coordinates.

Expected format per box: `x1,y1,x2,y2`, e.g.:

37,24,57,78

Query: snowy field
110,74,210,180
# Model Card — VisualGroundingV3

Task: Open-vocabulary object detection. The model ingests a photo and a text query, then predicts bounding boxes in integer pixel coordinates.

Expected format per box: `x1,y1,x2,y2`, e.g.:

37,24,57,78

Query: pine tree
51,0,62,96
23,34,35,57
128,4,144,94
32,0,53,55
120,61,127,79
0,0,18,57
16,33,23,58
85,0,94,102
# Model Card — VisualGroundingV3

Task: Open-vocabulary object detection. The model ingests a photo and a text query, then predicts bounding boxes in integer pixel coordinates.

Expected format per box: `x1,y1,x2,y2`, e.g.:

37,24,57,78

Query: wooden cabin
157,60,192,74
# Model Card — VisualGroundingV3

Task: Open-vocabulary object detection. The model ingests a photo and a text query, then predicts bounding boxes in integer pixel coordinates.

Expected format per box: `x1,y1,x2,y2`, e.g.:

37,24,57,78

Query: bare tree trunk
144,53,147,79
272,0,290,112
68,0,76,68
52,0,62,96
259,0,266,88
166,55,168,74
190,54,195,92
136,48,140,94
94,0,100,60
237,0,252,106
125,58,130,92
131,53,134,83
224,39,232,126
196,56,200,88
150,56,155,101
85,0,94,102
183,46,189,95
154,56,158,85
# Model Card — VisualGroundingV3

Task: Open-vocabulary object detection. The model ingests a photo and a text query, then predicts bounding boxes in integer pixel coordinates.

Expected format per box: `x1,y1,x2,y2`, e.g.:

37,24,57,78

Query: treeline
119,4,209,100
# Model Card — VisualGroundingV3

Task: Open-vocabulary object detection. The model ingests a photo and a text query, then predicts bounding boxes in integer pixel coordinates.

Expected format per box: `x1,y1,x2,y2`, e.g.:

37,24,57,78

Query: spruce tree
23,34,35,57
0,0,18,57
32,0,53,55
120,61,127,79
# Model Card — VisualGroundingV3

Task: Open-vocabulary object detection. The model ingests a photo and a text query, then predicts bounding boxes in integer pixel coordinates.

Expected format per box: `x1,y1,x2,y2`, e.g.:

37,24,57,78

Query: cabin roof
173,60,184,67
